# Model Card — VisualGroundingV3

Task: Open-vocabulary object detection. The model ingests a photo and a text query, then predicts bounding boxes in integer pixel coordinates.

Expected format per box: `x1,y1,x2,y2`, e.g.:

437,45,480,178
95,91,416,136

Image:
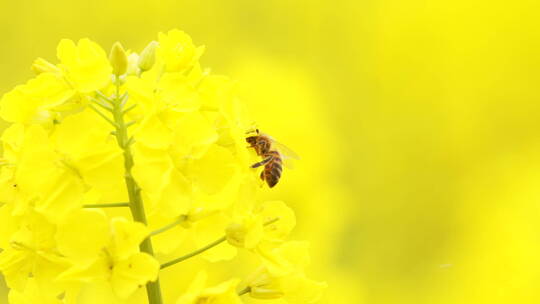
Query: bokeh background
1,0,540,303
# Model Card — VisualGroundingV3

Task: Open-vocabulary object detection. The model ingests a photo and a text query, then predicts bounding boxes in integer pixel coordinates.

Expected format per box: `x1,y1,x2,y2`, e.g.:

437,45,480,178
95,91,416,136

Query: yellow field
1,0,540,303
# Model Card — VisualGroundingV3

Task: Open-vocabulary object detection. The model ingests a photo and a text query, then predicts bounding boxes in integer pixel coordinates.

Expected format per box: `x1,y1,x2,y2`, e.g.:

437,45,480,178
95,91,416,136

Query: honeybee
246,129,300,188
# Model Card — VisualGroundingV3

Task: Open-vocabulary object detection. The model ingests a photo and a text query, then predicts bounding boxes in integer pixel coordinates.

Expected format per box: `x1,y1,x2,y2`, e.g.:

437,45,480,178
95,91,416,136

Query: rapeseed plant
0,29,325,304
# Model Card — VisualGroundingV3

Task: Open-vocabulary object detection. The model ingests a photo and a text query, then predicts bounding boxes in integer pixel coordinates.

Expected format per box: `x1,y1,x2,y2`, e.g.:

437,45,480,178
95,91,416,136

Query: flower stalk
161,236,227,270
109,87,164,304
238,286,251,296
150,215,188,237
160,217,280,270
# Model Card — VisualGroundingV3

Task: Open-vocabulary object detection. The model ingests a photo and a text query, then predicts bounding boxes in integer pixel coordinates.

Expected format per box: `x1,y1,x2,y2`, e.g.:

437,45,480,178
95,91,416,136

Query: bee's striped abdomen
263,151,282,188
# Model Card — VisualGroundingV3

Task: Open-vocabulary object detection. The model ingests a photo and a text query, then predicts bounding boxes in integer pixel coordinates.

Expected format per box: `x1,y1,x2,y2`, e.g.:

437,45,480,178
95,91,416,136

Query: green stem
160,217,280,270
110,87,164,304
161,236,227,270
83,202,129,208
238,286,251,296
89,104,117,128
150,215,187,237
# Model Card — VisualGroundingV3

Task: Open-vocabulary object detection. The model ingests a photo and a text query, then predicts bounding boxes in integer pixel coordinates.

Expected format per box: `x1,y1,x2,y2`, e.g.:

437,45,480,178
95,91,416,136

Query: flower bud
244,269,284,300
31,58,60,75
126,53,140,76
109,42,128,76
138,41,158,71
250,287,284,299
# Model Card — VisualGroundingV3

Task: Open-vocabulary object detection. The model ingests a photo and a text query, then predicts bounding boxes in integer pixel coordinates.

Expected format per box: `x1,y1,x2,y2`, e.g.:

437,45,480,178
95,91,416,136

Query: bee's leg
260,170,265,181
251,155,273,168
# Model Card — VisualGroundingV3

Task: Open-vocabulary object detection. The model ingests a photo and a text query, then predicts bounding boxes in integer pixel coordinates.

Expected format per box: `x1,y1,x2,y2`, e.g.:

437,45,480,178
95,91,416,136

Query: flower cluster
0,29,325,304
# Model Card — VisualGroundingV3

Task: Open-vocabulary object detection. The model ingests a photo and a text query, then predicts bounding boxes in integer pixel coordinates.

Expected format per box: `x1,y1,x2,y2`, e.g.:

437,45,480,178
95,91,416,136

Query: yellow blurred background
1,0,540,303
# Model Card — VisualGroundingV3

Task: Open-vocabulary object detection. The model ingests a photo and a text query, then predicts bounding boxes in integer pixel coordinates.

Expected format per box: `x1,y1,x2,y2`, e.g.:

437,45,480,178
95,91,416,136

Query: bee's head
246,136,258,146
245,128,261,146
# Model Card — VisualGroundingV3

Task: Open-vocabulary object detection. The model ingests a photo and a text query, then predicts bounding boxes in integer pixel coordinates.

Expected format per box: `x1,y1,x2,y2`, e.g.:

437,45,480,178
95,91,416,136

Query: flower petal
111,252,159,299
57,39,112,93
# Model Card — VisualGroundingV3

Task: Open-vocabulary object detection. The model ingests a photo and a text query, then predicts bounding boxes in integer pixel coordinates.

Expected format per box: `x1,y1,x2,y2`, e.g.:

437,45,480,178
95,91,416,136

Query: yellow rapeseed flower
245,242,327,303
0,73,74,123
56,38,112,93
8,278,62,304
176,271,241,304
56,215,159,300
157,29,204,72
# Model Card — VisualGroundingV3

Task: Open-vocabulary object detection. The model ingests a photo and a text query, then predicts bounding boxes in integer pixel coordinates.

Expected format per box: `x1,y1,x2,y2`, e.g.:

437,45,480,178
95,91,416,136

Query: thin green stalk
238,286,251,296
150,215,187,237
110,87,163,304
123,103,137,114
89,104,117,127
161,236,227,270
160,217,280,270
90,97,113,111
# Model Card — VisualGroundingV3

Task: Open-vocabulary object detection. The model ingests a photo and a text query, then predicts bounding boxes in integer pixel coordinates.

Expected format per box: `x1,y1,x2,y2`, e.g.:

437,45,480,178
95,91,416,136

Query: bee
246,129,299,188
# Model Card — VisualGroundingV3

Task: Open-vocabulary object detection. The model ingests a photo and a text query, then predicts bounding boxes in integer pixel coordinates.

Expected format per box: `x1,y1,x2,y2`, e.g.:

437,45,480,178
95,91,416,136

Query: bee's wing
270,139,301,160
281,156,296,170
264,134,300,170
